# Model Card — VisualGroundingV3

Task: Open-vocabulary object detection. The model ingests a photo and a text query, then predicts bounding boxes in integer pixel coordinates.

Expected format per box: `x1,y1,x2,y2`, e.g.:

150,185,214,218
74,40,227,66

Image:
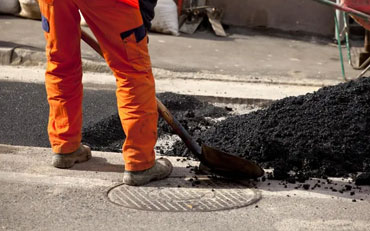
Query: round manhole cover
107,177,260,212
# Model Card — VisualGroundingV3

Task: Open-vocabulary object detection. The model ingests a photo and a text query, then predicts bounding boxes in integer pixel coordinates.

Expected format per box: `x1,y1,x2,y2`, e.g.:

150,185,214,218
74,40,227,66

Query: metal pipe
335,0,345,42
334,13,347,81
356,60,370,78
343,12,352,65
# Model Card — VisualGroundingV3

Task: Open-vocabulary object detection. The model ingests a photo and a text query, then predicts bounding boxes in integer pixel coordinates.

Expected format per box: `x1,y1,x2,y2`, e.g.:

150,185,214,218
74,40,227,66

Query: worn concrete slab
1,144,370,231
0,65,321,101
0,15,365,86
0,47,12,65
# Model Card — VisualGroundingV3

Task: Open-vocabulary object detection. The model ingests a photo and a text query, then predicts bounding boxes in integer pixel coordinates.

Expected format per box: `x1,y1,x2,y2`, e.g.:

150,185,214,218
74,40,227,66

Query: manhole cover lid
108,177,260,212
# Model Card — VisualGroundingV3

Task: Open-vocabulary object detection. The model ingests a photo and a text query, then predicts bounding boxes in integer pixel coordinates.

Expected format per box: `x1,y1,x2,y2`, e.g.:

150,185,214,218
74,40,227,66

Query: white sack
151,0,179,36
18,0,41,19
79,10,88,27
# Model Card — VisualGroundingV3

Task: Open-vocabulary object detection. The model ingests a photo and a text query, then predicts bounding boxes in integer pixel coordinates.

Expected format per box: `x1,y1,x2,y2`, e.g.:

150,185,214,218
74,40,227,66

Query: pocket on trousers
121,26,151,72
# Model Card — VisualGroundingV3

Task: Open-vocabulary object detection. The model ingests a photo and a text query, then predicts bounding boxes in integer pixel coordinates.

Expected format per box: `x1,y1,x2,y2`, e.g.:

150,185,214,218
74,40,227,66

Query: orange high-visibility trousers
38,0,157,171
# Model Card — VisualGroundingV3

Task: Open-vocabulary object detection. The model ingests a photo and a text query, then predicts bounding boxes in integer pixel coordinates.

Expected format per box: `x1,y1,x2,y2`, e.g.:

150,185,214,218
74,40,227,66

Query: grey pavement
0,15,366,86
1,144,370,231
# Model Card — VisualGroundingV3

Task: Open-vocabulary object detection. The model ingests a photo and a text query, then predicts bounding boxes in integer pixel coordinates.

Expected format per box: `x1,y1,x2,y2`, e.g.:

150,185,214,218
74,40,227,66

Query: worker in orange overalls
37,0,172,186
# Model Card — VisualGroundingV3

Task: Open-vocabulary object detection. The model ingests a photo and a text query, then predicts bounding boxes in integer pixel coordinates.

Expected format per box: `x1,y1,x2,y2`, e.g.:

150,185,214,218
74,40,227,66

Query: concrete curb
0,46,44,66
0,65,322,103
0,46,345,88
0,46,112,72
0,46,332,104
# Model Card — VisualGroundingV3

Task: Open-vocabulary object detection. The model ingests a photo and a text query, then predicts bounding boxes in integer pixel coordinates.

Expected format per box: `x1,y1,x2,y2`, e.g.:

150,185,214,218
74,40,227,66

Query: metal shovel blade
156,97,264,179
201,144,264,178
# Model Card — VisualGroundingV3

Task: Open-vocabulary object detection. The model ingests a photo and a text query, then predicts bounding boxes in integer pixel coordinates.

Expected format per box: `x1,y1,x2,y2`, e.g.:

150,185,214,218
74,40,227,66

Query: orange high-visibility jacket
118,0,139,8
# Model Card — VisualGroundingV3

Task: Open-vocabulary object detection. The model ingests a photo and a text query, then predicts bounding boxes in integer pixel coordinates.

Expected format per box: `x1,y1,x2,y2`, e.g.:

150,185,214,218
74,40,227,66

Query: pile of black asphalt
81,92,229,152
167,77,370,185
4,78,369,185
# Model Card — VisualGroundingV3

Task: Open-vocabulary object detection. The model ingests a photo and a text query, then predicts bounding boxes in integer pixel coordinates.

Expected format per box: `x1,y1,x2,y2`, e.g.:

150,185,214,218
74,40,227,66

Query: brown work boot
52,144,92,169
123,158,173,186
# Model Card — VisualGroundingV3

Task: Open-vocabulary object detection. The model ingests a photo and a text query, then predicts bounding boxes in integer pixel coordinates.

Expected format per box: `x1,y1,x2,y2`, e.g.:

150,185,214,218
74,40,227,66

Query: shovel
81,29,264,179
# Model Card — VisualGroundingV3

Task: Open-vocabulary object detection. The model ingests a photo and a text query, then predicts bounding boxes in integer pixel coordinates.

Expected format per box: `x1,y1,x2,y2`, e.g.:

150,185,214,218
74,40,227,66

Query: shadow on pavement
72,156,124,173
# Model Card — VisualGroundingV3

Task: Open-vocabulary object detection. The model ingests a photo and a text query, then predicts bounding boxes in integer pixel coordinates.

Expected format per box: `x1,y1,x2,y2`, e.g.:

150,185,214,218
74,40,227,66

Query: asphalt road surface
0,80,118,148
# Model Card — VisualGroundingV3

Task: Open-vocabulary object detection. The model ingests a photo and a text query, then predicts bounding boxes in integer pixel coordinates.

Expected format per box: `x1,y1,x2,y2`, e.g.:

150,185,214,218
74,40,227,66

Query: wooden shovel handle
81,29,104,57
156,98,202,157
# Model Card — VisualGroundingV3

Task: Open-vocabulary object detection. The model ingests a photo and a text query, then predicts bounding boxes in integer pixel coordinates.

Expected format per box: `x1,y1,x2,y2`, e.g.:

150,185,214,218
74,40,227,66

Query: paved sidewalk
0,15,365,87
0,65,320,102
1,144,369,231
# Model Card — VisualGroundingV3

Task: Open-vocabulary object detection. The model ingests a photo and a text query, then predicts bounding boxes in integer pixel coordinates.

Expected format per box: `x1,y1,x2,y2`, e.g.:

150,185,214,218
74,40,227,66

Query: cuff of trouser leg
52,143,81,154
124,159,155,171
